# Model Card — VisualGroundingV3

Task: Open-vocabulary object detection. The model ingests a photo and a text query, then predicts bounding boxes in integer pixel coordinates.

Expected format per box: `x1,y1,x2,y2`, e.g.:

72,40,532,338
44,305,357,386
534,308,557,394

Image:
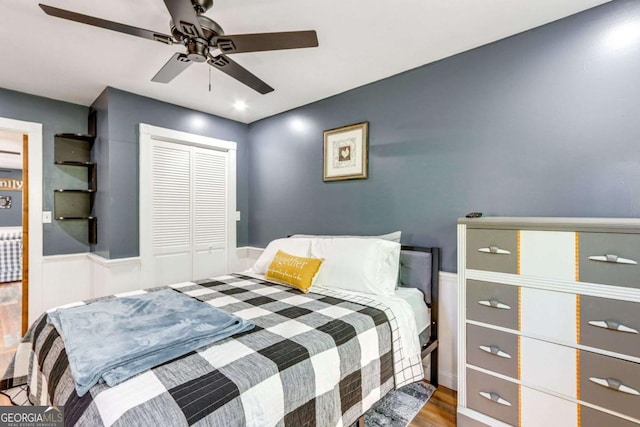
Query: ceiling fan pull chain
208,67,211,92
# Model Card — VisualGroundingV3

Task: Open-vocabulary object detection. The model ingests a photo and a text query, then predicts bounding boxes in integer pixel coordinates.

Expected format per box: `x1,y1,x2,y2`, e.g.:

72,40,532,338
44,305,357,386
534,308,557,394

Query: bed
0,228,22,283
1,242,440,426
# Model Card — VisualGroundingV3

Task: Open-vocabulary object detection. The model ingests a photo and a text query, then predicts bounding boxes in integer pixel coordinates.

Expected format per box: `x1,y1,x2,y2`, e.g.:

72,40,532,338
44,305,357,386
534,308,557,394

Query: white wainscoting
438,272,458,390
40,253,142,316
38,248,252,316
235,247,460,390
41,254,93,314
88,254,143,298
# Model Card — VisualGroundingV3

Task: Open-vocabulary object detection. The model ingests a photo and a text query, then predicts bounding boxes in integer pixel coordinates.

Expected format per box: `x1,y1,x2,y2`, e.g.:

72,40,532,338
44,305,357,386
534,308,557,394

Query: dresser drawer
579,233,640,289
581,406,640,427
467,280,519,330
580,351,640,420
467,229,518,274
580,296,640,358
467,324,519,379
467,369,519,426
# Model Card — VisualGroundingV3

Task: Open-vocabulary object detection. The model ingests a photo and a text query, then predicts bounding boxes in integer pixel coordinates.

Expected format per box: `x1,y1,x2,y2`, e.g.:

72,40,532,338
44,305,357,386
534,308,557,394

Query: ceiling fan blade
152,53,193,83
162,0,204,39
39,4,175,45
208,55,274,94
214,31,318,54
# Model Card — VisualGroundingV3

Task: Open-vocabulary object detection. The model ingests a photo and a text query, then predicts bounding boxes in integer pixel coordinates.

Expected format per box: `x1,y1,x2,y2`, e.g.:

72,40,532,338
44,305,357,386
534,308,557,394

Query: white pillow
290,231,401,243
251,238,314,274
311,238,401,296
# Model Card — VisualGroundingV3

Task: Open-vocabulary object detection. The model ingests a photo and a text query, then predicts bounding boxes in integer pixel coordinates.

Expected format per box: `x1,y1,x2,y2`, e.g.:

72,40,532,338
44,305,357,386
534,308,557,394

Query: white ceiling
0,0,609,123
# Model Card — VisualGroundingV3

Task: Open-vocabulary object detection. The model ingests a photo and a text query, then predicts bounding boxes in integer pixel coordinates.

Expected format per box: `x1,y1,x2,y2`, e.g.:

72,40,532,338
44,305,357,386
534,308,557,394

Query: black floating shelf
56,216,96,220
54,133,95,142
54,161,96,167
54,189,96,193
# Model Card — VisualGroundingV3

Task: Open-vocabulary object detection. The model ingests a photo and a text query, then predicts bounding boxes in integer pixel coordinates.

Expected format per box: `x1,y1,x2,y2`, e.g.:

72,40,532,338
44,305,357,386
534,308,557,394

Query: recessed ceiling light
603,21,640,51
234,100,248,111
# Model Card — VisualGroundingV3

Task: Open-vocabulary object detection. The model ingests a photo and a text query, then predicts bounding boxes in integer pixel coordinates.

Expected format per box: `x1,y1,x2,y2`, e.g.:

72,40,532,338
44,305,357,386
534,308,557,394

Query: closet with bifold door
144,136,233,286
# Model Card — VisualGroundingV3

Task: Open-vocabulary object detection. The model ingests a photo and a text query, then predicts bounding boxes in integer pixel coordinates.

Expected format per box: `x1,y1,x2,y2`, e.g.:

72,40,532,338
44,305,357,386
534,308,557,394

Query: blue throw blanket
48,289,254,396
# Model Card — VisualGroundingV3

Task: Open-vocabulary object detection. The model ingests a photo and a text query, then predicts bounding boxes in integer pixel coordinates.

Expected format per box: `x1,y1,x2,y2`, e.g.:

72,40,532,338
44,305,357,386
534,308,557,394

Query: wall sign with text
0,178,23,191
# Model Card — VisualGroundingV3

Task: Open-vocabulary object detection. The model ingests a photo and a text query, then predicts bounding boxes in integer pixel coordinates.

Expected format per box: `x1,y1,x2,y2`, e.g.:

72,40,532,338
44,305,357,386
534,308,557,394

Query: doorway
0,116,43,379
0,130,26,375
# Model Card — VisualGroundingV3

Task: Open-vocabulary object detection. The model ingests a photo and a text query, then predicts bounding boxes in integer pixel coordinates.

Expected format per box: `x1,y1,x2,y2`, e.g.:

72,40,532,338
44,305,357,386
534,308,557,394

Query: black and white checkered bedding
1,274,424,426
0,232,22,283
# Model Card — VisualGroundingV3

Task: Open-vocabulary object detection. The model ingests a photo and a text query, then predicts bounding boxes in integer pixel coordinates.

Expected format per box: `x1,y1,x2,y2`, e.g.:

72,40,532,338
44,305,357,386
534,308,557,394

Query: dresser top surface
458,217,640,233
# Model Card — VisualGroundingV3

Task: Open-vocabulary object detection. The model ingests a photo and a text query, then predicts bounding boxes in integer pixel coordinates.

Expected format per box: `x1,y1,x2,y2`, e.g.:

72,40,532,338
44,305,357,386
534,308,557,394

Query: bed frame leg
430,349,439,388
357,415,365,427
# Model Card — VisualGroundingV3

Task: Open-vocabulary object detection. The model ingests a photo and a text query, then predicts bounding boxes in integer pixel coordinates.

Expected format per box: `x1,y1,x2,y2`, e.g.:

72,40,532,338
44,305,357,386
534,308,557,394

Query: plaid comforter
1,274,424,426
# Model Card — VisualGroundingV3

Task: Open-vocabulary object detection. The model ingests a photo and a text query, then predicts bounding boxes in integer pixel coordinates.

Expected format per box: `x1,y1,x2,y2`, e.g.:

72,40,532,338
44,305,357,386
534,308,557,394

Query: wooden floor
409,385,457,427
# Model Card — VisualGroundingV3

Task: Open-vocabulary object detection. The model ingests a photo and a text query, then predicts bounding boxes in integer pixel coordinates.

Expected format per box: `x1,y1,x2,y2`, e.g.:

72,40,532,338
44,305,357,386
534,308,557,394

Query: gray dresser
457,217,640,427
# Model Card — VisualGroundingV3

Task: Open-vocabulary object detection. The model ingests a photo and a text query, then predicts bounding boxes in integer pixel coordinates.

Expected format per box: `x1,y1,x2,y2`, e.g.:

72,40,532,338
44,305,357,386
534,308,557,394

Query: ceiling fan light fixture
187,39,209,62
233,100,247,111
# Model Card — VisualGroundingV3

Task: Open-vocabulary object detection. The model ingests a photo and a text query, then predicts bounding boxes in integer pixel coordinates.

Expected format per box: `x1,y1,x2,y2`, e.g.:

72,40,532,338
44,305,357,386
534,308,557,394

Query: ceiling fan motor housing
171,14,224,62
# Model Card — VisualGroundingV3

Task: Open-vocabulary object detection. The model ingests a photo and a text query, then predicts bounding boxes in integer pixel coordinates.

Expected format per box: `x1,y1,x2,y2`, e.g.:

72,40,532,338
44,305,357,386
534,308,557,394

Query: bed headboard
398,246,440,308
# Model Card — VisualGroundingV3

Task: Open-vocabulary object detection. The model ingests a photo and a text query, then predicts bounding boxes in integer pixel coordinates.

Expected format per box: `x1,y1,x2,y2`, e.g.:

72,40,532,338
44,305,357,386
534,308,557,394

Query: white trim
87,253,141,267
139,124,237,287
138,123,237,151
0,117,43,325
41,253,88,262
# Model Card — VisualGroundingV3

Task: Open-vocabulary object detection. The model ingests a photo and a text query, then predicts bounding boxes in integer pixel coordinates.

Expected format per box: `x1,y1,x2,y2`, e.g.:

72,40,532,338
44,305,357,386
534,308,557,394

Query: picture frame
323,121,369,182
0,195,11,209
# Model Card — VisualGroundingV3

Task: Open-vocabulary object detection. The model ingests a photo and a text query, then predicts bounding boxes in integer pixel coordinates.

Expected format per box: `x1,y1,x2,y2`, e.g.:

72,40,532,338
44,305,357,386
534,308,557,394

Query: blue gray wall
91,87,250,258
0,169,23,227
0,87,90,255
248,0,640,272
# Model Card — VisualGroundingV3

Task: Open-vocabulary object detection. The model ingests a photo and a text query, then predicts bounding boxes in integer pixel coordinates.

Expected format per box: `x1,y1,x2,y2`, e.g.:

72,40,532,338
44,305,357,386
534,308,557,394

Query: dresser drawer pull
588,320,639,334
479,391,512,406
588,254,637,265
479,345,512,359
478,299,511,310
589,377,640,396
478,246,511,255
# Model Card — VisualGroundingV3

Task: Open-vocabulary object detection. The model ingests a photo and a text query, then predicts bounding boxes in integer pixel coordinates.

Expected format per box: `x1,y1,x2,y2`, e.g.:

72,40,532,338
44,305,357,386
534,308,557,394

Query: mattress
395,287,430,334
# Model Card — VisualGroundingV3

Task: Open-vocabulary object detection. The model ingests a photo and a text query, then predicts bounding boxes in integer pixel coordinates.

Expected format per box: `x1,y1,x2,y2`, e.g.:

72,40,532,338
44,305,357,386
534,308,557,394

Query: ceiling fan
39,0,319,94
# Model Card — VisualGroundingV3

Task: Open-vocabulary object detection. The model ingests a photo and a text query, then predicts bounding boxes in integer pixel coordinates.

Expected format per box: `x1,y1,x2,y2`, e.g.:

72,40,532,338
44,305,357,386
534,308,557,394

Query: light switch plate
235,211,241,221
42,211,52,223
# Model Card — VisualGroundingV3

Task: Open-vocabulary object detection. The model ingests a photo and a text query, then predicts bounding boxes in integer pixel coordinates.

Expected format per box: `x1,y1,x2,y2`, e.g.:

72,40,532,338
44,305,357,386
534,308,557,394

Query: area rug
360,381,436,427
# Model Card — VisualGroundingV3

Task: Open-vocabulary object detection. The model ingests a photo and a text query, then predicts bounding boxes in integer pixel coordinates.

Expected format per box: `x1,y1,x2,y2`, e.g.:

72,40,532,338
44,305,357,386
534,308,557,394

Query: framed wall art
323,121,368,182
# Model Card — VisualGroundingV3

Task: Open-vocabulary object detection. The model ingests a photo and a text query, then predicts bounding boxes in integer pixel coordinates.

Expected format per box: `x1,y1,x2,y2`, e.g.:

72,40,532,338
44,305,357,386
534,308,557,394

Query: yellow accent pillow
265,250,323,293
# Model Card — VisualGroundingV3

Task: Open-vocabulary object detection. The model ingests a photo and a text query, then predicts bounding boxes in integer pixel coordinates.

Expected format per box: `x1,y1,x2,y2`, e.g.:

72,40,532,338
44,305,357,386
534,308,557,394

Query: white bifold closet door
150,139,228,285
